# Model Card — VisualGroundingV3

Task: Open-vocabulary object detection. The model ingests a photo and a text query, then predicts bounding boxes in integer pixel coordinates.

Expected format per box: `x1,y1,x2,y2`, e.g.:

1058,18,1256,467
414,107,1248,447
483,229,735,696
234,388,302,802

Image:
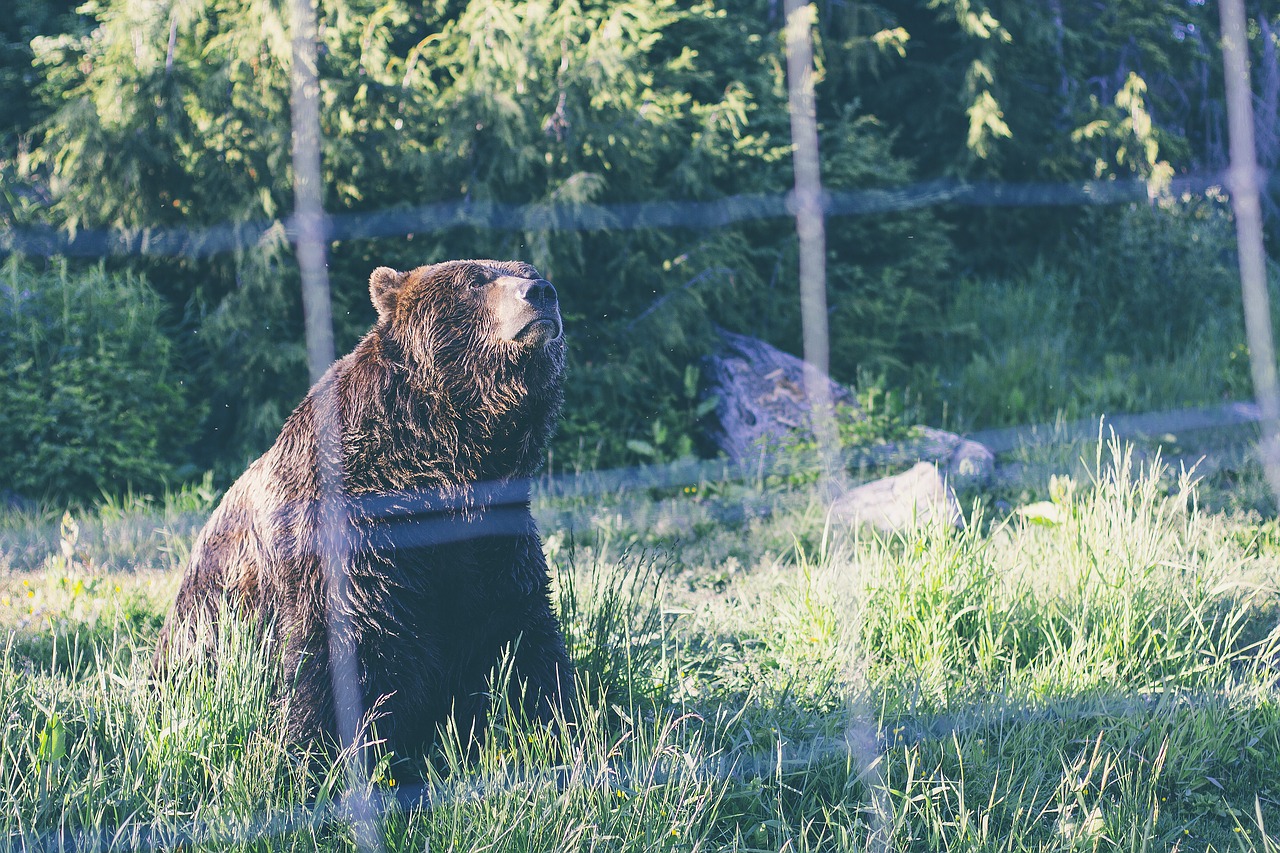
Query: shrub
0,257,203,504
930,198,1253,430
1066,198,1240,359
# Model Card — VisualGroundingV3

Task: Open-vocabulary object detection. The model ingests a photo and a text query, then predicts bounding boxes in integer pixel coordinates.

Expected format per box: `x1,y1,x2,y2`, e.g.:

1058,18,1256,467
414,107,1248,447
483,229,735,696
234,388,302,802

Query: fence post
783,0,840,489
288,0,380,847
1220,0,1280,501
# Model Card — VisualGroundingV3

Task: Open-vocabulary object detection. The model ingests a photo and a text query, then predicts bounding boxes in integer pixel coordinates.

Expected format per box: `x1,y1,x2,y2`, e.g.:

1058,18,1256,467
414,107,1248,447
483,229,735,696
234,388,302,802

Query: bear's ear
369,267,406,321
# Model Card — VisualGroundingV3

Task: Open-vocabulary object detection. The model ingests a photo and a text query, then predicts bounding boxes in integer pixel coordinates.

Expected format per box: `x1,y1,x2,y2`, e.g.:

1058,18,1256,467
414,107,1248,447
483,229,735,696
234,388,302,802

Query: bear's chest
349,529,540,727
353,517,539,640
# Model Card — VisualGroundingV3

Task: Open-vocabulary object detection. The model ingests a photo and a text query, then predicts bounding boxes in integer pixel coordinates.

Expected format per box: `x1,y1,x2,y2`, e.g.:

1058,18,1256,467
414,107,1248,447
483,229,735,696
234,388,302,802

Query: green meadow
3,439,1280,851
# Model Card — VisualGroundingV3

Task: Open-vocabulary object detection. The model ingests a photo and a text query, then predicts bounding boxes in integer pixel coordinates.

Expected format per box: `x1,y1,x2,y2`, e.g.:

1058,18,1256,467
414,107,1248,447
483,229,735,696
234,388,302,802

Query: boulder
704,329,994,484
831,462,964,532
703,329,856,462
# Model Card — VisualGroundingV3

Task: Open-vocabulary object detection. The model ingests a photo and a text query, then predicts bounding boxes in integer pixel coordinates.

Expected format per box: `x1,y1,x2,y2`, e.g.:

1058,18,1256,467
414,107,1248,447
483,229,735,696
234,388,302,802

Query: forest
0,0,1277,502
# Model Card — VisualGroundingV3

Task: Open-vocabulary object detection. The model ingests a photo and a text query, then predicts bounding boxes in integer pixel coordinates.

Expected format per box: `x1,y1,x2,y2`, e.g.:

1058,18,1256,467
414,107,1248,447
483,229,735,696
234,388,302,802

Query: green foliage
0,258,203,504
15,0,952,480
928,197,1256,429
1066,198,1241,357
2,0,1277,491
0,0,83,153
862,443,1263,706
844,379,923,447
843,0,1232,180
820,112,954,380
762,378,925,491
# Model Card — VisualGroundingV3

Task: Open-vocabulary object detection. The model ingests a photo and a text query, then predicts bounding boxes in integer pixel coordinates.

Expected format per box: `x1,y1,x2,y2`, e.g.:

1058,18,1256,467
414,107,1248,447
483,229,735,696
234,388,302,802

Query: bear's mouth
516,316,562,345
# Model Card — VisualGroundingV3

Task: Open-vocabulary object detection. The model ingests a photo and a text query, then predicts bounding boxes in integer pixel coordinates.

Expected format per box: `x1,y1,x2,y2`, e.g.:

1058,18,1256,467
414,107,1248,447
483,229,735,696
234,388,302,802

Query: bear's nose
519,278,558,310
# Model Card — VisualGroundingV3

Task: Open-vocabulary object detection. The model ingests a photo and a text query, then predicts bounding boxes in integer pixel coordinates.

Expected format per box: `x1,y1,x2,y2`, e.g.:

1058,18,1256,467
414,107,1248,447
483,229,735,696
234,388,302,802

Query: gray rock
831,462,964,532
704,329,994,484
704,329,856,462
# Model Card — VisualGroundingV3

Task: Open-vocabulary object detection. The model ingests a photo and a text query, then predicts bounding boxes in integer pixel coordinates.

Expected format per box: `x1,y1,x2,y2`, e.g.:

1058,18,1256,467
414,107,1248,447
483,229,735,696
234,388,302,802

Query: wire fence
2,172,1267,260
2,0,1278,850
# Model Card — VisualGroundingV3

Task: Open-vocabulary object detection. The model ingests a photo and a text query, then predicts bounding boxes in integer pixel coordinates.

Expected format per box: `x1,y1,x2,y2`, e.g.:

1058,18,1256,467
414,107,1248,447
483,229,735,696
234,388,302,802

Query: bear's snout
493,275,562,344
517,278,558,311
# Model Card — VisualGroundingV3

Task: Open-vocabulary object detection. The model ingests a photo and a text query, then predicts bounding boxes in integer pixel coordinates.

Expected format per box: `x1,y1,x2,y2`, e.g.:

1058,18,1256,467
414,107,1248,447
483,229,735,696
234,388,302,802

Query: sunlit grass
2,441,1280,850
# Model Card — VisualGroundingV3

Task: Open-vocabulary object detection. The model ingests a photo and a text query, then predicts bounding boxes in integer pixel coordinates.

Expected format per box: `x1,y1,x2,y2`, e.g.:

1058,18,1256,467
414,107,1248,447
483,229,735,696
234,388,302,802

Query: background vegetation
0,0,1277,502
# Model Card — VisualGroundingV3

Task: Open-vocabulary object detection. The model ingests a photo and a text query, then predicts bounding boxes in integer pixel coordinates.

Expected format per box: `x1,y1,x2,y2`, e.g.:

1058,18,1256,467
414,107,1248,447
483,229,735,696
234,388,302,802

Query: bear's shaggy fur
156,259,573,756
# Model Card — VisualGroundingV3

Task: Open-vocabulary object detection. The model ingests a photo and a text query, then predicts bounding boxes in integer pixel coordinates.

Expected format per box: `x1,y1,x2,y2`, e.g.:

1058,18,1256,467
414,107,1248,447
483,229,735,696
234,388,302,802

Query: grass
3,440,1280,850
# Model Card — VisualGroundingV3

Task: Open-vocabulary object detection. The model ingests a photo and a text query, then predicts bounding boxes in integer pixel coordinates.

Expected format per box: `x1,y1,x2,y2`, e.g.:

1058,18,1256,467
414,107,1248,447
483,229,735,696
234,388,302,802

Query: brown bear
156,259,573,760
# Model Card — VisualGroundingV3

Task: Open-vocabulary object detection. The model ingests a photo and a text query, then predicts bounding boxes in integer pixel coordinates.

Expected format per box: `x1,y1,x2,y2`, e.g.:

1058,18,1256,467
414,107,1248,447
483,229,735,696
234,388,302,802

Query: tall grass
1,441,1279,850
934,258,1255,433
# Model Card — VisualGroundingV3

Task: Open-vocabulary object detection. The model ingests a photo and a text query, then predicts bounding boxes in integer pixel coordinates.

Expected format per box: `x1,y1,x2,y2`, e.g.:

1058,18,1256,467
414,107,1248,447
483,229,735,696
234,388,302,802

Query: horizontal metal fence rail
2,172,1267,259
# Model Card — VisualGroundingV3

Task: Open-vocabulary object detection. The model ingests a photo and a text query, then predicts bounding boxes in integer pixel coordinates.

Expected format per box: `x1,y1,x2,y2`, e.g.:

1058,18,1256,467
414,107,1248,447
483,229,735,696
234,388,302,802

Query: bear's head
365,260,566,470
